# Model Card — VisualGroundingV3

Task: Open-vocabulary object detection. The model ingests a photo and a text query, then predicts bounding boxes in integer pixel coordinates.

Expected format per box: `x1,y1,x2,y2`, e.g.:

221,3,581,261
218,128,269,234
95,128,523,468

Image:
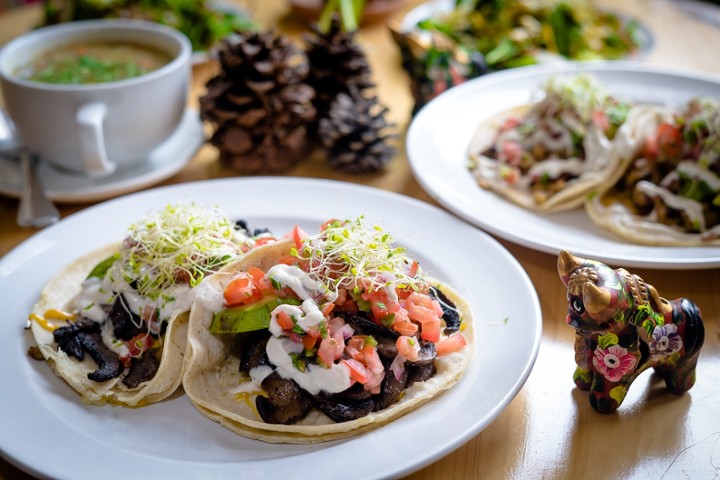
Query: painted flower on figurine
649,324,683,356
592,345,637,382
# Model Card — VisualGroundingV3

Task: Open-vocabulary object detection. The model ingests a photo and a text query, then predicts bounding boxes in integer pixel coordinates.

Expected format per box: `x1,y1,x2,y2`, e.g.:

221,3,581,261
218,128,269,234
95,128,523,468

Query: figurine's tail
655,298,704,394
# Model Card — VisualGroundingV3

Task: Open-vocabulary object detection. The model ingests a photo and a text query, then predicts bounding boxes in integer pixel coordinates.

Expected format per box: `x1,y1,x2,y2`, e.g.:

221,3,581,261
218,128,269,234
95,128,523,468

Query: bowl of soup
0,20,191,177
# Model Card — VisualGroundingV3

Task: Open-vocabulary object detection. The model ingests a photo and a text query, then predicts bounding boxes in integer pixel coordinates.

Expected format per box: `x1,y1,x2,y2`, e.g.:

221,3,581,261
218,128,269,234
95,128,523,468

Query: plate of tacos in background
468,73,631,211
0,178,540,480
585,97,720,245
407,62,720,268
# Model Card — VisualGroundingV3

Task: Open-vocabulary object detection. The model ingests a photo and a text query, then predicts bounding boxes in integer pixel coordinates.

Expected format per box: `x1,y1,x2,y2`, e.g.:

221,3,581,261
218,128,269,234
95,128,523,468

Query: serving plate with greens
41,0,254,60
394,0,652,112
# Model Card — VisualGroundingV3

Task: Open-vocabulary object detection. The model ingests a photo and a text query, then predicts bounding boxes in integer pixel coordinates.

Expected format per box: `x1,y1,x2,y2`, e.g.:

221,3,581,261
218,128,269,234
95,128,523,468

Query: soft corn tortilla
182,240,474,443
583,104,720,246
30,244,189,407
468,105,617,212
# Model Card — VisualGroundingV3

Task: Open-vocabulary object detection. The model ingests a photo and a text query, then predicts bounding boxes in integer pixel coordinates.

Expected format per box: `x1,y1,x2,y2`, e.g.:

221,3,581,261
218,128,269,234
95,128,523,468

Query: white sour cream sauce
260,263,351,394
635,180,706,231
267,337,352,395
72,261,196,327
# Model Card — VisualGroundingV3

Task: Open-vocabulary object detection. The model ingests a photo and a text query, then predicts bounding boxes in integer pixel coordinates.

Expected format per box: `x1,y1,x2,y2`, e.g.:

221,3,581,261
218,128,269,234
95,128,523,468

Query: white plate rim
406,60,720,269
0,177,542,480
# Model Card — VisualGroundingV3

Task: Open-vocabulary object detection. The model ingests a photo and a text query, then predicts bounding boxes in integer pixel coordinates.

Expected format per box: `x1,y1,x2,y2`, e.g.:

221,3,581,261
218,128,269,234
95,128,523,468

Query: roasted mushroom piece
256,372,313,424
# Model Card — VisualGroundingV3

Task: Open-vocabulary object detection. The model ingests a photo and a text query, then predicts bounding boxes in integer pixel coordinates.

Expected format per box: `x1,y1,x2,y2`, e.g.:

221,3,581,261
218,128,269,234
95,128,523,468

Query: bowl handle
76,102,116,177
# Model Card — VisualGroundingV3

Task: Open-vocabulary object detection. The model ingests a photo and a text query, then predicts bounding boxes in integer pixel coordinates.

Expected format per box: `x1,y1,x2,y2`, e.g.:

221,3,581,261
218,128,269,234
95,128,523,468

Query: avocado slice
86,253,120,280
209,297,302,334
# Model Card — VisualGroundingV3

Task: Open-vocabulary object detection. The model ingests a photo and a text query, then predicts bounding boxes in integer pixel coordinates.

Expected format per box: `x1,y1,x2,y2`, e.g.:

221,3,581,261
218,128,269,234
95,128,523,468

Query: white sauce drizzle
266,264,329,301
635,180,706,231
268,299,325,337
266,336,351,395
527,157,585,179
676,160,720,191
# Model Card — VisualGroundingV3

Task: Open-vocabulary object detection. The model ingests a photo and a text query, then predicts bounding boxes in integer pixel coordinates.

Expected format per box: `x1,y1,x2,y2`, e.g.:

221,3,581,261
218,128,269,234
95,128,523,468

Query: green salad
42,0,255,53
393,0,645,113
416,0,643,69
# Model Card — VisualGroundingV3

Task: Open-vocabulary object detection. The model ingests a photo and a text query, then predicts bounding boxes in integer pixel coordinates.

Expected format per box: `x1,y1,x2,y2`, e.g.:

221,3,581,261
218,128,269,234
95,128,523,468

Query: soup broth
17,42,172,84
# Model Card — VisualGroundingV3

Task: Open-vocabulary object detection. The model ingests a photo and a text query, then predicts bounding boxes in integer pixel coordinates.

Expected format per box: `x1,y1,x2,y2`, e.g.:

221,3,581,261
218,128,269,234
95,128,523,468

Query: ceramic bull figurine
557,251,704,413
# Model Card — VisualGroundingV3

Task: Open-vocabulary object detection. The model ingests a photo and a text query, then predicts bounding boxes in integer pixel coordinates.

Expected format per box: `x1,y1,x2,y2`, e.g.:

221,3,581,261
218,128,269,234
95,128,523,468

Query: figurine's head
558,251,633,331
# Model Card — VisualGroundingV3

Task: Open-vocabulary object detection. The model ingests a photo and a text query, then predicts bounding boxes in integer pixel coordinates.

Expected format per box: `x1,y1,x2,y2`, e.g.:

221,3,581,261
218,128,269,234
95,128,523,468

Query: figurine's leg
588,376,621,413
573,332,594,391
654,352,700,394
573,367,593,391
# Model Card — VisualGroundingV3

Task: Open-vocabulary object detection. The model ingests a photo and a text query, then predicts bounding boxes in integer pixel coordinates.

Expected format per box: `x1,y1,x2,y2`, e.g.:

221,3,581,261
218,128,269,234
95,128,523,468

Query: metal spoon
0,109,60,228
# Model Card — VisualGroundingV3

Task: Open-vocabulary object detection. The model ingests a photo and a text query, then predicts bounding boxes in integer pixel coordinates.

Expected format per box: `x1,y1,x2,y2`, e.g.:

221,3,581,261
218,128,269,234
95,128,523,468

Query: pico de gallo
210,217,469,424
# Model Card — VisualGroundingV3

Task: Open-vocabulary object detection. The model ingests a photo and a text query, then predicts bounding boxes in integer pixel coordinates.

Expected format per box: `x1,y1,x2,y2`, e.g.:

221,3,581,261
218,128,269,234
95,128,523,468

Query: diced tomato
591,110,610,133
254,237,277,247
405,299,442,343
499,115,521,133
320,219,340,231
643,131,659,160
656,123,684,159
436,334,468,356
292,225,308,250
302,334,318,351
342,359,367,384
321,302,335,317
275,310,295,330
501,140,523,166
499,165,521,185
318,336,344,366
347,336,366,352
126,333,154,358
408,260,419,278
344,345,363,362
247,266,274,294
360,345,385,394
420,318,441,343
393,320,418,336
223,273,261,307
396,336,420,362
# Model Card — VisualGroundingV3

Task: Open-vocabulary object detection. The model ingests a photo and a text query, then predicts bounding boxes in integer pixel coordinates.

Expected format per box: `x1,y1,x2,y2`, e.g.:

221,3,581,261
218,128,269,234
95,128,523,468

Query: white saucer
0,108,204,203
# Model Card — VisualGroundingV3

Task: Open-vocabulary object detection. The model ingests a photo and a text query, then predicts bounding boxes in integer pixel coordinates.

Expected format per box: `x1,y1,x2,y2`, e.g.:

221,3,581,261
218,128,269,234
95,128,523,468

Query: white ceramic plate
0,108,203,203
0,178,541,480
407,62,720,269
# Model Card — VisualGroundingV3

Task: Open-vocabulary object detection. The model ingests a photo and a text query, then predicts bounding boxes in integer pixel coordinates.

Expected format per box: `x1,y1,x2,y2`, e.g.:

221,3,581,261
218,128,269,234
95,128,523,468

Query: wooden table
1,1,719,478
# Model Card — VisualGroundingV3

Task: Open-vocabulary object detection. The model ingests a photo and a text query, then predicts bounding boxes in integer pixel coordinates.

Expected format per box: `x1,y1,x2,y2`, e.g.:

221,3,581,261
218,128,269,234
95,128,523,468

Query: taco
183,217,473,443
468,73,631,211
586,97,720,245
29,202,268,406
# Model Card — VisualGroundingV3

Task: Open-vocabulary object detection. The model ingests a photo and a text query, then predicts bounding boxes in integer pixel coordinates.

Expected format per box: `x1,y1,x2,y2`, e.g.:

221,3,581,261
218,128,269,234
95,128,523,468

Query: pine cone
305,16,373,126
319,89,396,174
200,30,316,173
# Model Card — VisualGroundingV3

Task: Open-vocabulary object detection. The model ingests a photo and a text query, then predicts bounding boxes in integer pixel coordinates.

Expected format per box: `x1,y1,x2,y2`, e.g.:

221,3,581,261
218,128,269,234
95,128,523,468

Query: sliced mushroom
337,311,399,339
239,330,271,373
373,357,409,411
53,317,100,361
122,349,161,388
77,332,122,383
430,286,461,334
406,363,436,388
411,341,437,366
256,372,313,424
315,396,375,423
108,294,146,341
